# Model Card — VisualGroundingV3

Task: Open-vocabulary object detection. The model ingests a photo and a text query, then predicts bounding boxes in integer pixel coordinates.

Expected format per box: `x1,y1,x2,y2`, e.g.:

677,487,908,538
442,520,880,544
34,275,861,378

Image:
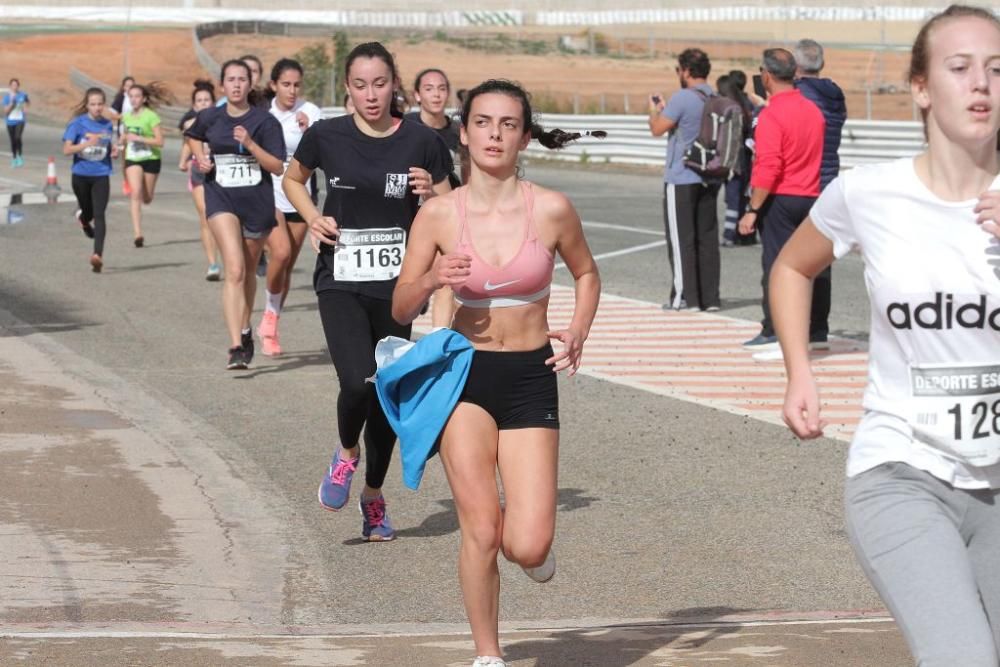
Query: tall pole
123,0,134,75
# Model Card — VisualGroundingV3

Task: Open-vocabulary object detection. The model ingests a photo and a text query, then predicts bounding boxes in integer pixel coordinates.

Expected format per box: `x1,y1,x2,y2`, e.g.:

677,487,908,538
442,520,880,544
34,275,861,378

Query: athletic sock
241,327,252,337
265,289,282,316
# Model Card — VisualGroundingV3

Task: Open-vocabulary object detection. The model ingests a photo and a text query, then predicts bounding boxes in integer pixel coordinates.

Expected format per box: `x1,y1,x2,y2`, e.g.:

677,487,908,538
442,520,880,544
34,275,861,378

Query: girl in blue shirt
3,78,29,167
62,87,118,273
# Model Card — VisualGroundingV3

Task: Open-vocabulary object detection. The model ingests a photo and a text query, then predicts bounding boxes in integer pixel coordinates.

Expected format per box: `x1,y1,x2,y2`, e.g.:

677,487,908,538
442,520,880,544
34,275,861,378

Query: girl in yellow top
121,83,167,247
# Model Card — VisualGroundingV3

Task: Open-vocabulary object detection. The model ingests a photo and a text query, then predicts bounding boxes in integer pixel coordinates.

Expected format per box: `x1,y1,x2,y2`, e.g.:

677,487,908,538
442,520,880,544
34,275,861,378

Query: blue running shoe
359,495,395,542
318,450,358,511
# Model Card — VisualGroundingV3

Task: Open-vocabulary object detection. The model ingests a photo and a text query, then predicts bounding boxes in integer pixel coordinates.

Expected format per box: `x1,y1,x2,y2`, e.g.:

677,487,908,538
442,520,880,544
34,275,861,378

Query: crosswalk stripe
415,285,867,442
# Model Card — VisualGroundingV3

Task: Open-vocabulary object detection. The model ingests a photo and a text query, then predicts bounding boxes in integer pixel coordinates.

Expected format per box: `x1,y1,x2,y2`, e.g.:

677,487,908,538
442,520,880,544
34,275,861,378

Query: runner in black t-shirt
405,68,461,186
405,68,466,331
178,79,220,281
283,42,453,542
185,59,286,370
106,76,134,196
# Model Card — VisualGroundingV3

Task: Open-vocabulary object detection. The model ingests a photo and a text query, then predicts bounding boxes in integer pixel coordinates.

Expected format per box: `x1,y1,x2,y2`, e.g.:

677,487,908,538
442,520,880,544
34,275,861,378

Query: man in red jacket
738,48,828,355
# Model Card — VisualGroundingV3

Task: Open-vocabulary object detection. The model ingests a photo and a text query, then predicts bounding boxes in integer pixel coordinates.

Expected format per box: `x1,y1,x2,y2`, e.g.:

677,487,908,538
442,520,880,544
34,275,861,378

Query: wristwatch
745,204,761,216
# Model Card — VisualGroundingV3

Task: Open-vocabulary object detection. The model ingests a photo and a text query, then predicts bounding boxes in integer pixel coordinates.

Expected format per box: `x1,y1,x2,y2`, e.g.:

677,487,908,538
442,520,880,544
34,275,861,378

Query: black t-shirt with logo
403,111,460,152
293,115,453,300
184,105,285,233
405,111,461,188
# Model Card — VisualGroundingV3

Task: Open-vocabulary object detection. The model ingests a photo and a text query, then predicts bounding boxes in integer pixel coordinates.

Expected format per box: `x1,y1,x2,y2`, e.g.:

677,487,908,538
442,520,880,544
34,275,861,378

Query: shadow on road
231,349,331,378
280,301,319,314
152,238,201,247
503,606,753,666
350,488,601,544
393,499,459,539
717,297,763,310
0,285,97,338
103,262,190,274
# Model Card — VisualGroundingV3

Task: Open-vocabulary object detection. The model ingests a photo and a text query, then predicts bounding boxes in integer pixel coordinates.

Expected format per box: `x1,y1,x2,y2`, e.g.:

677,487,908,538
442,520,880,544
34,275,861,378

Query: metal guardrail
317,107,926,169
192,26,221,79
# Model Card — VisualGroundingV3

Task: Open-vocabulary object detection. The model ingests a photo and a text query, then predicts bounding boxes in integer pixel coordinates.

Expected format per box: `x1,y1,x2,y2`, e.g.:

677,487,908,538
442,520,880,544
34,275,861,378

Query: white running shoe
472,656,507,667
522,550,556,583
753,340,830,362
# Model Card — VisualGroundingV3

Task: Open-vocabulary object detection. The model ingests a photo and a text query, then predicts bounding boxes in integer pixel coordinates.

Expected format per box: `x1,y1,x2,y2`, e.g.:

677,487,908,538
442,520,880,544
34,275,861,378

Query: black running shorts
460,344,559,430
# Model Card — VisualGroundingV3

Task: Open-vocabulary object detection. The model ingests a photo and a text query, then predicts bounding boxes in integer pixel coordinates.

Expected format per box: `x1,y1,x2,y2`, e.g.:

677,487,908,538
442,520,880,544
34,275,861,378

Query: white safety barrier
536,6,942,26
319,107,926,169
1,6,522,27
2,5,950,26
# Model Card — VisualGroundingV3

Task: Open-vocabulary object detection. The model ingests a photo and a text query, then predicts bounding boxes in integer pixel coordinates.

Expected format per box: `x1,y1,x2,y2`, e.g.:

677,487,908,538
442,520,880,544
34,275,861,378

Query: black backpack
683,89,745,181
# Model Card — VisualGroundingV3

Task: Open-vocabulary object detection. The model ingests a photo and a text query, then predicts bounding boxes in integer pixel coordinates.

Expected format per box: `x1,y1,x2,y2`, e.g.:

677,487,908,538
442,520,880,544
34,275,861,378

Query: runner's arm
550,192,601,367
144,123,165,147
769,218,835,439
62,137,95,155
234,126,283,176
283,158,337,248
282,158,321,224
392,196,470,325
185,137,212,173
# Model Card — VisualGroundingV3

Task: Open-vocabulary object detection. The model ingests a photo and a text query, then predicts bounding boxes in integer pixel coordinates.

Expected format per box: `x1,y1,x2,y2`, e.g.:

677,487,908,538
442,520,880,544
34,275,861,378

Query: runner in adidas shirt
282,42,453,541
257,58,322,357
121,83,166,247
63,87,117,273
770,7,1000,664
179,79,221,281
392,79,600,667
185,59,286,370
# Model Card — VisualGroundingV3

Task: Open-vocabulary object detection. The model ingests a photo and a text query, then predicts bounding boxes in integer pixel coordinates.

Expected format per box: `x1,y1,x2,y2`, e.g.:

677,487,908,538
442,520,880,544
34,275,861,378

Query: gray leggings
846,462,1000,666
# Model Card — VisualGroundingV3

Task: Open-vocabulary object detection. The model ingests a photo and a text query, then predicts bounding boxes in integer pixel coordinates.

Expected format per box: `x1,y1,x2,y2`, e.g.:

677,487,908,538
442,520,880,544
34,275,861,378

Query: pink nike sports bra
453,181,554,309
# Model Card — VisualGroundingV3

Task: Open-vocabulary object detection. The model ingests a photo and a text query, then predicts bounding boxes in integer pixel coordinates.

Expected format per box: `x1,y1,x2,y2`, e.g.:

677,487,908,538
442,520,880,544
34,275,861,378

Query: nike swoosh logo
484,279,521,291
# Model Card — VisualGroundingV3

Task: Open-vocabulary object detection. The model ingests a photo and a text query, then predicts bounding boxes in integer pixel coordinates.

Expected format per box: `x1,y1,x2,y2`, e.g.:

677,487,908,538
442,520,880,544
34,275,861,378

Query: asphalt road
0,123,906,666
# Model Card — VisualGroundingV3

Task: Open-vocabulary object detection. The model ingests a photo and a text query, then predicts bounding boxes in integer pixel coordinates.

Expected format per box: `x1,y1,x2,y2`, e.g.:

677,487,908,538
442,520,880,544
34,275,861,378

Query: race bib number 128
333,227,405,282
910,363,1000,465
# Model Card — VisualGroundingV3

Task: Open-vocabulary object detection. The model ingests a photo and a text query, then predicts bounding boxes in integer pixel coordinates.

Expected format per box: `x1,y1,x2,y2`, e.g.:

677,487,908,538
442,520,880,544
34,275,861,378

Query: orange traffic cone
43,156,62,203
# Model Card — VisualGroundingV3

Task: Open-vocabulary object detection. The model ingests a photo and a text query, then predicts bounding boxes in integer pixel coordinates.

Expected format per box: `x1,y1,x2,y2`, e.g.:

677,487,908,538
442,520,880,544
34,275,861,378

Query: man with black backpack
649,48,730,312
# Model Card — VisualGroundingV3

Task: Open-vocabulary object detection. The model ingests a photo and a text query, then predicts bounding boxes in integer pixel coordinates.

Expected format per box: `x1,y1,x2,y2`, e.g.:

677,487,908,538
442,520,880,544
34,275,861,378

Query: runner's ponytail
460,79,603,150
129,81,173,110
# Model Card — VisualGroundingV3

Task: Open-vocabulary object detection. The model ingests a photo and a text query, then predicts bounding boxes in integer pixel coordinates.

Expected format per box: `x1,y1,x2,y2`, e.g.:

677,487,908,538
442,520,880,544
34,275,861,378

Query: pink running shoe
257,311,281,356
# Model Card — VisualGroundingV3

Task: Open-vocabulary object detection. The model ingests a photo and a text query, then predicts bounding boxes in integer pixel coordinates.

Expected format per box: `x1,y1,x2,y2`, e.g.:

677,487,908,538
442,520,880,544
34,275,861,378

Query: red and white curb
418,285,867,442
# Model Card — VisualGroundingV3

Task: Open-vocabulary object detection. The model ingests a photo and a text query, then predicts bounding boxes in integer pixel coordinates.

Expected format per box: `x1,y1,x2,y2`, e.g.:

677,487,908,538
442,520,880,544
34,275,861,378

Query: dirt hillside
0,26,916,124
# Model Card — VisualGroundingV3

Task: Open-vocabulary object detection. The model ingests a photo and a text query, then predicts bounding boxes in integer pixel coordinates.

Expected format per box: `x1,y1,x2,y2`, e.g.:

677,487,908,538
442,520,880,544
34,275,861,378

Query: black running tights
7,123,23,157
317,289,411,489
71,174,109,256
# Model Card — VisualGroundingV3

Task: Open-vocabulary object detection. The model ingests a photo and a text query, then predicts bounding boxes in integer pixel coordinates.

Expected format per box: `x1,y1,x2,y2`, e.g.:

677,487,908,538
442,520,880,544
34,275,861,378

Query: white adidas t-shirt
270,98,322,213
811,157,1000,489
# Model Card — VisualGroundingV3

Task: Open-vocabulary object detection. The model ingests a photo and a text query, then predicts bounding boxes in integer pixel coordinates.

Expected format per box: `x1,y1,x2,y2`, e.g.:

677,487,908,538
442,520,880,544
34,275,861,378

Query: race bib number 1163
333,227,405,282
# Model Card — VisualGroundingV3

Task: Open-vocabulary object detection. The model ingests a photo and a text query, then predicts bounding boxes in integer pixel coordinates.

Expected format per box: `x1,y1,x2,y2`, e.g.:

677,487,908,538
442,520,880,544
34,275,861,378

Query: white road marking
0,615,895,640
555,239,665,270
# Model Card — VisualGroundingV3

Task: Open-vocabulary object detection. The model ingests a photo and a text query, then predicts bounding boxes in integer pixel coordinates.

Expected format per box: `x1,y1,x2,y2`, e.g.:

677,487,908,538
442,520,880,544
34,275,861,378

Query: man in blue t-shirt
3,78,30,167
648,48,721,312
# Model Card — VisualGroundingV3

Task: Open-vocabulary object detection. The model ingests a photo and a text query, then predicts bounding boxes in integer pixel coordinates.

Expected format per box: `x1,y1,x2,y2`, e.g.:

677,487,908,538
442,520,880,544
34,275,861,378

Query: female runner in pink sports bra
393,79,601,667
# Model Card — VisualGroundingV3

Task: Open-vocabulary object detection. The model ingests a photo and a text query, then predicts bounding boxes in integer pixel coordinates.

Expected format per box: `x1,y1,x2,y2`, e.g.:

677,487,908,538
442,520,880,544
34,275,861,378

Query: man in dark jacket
794,39,847,191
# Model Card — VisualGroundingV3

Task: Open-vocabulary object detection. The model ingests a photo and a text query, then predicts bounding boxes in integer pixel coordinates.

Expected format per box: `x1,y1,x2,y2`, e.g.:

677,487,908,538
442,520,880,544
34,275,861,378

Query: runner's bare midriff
452,297,550,351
